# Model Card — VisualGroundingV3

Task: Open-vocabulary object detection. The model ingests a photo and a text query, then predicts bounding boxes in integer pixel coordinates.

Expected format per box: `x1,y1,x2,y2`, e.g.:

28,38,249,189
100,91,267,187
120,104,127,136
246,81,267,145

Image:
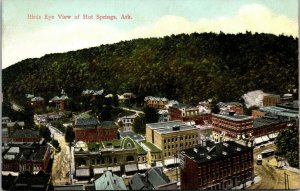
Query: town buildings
146,121,200,166
144,96,169,109
74,137,149,178
168,104,212,125
129,167,177,190
158,110,169,122
213,112,291,146
262,94,281,107
180,141,254,190
218,102,244,115
49,95,69,112
94,170,127,190
212,113,253,142
118,114,138,132
73,113,118,142
2,143,51,174
30,96,45,108
11,129,41,143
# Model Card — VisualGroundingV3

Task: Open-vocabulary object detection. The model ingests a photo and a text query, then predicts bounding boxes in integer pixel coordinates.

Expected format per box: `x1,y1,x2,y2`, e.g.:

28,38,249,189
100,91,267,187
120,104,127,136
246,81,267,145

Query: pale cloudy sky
2,0,298,69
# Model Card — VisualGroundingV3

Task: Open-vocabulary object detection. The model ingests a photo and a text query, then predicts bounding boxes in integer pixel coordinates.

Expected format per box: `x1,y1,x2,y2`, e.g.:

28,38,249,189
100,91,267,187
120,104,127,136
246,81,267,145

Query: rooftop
141,141,161,153
3,143,49,161
212,113,253,121
147,121,197,134
94,170,127,190
181,141,252,163
253,116,287,128
11,129,40,139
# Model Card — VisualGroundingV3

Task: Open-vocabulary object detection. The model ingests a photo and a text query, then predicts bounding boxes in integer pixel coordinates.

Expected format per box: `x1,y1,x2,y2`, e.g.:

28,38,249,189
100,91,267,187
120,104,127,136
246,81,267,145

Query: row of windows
164,141,195,150
164,134,198,143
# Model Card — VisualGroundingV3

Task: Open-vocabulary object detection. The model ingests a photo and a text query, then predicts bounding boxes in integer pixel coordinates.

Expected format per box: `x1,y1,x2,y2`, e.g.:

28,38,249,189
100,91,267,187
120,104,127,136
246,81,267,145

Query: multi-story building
212,113,253,142
30,96,45,108
144,96,169,109
262,94,280,107
129,167,177,190
2,143,51,174
11,129,41,143
218,102,244,115
73,113,118,142
118,114,138,132
146,121,200,166
74,137,149,178
213,113,291,146
252,104,298,122
168,104,212,125
49,95,69,112
158,110,169,122
180,141,254,190
252,116,289,145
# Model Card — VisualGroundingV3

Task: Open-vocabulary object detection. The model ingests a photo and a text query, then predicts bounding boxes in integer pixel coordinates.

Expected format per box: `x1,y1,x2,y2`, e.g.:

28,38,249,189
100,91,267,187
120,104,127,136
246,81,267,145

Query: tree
275,126,299,168
142,106,158,123
65,126,75,143
51,139,60,149
132,115,146,134
39,126,51,142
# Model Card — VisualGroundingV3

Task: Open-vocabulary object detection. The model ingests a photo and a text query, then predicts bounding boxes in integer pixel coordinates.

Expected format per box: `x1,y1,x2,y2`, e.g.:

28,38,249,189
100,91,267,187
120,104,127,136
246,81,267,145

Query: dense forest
2,32,298,106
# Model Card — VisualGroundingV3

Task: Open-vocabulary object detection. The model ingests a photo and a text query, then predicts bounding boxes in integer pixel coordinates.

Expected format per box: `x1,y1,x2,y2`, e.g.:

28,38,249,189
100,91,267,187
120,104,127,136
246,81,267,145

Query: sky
2,0,298,69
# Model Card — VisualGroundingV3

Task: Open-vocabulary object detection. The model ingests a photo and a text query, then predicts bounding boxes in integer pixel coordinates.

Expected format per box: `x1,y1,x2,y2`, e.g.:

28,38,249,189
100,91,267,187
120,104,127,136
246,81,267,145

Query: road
120,107,144,115
49,124,74,185
249,143,300,189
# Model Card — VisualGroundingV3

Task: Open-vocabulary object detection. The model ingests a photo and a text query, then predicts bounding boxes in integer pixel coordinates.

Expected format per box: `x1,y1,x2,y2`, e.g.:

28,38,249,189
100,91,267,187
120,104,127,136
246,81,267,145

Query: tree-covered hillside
2,32,298,105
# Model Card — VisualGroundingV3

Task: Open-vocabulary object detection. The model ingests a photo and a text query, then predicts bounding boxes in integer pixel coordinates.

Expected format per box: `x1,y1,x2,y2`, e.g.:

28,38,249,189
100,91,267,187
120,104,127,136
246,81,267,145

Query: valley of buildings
2,89,299,190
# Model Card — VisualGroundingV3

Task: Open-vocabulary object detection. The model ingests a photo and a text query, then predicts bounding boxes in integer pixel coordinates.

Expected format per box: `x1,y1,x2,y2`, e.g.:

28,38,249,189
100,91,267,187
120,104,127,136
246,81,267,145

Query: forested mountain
2,32,298,105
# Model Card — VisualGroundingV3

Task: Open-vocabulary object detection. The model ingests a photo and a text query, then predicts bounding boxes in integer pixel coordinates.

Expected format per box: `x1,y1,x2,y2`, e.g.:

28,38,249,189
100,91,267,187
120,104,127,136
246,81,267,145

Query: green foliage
51,139,60,149
2,33,298,105
39,125,51,142
275,126,299,168
142,106,158,123
132,116,146,134
51,121,66,133
65,126,75,143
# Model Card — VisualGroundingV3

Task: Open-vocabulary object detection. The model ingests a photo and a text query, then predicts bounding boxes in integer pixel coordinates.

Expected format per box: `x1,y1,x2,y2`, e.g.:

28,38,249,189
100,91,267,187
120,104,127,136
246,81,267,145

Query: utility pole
284,172,287,189
286,173,289,189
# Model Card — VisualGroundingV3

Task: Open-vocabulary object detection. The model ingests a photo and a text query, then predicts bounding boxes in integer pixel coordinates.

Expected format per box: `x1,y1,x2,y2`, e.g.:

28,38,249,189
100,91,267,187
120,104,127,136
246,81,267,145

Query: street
48,124,74,185
249,143,300,189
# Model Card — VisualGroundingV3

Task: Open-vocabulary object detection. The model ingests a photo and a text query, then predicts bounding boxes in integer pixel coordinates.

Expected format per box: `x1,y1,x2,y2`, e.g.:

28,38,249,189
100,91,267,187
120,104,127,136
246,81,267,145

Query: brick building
218,102,244,115
11,129,41,143
168,104,212,125
180,141,253,190
30,96,45,108
73,113,118,142
49,95,69,112
212,113,253,142
2,143,51,174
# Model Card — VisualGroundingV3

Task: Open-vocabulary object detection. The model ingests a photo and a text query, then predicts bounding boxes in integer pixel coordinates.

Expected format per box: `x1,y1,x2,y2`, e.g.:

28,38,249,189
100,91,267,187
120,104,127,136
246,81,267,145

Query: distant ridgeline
2,32,298,105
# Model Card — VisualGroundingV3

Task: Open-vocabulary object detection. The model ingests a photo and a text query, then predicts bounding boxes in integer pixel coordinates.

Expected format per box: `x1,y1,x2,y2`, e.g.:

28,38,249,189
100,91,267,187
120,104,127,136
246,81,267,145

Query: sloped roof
94,171,127,190
146,167,170,187
11,129,40,139
129,173,151,190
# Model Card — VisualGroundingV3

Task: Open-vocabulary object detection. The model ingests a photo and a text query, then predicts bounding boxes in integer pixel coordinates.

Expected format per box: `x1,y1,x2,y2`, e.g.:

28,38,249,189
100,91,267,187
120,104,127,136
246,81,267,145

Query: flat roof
147,121,197,134
212,113,253,121
181,141,252,163
253,117,286,128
